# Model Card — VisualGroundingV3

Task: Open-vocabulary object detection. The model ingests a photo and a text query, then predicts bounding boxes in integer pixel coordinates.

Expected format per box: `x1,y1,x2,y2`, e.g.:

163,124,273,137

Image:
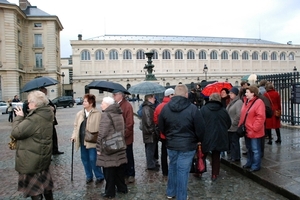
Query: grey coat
226,96,243,132
96,103,127,168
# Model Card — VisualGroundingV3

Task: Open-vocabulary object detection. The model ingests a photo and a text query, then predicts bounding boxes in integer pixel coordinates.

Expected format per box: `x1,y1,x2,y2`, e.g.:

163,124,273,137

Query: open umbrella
128,81,166,95
86,80,130,95
201,82,232,97
21,76,59,93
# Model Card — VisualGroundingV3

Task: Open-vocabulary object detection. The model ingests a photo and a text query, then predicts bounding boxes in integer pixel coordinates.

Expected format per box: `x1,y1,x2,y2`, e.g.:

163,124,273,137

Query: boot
44,190,54,200
31,194,43,200
275,129,281,143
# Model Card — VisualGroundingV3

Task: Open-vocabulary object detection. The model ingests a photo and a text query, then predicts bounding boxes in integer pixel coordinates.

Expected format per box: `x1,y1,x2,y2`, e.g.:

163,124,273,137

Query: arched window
210,50,218,60
221,51,228,60
199,50,206,59
232,51,239,60
242,51,249,60
162,50,171,59
123,50,132,60
262,52,268,60
271,52,277,60
289,53,294,60
187,50,195,59
280,52,286,60
252,52,258,60
136,50,145,59
81,50,90,60
109,49,118,60
152,50,158,59
95,50,104,60
175,50,183,59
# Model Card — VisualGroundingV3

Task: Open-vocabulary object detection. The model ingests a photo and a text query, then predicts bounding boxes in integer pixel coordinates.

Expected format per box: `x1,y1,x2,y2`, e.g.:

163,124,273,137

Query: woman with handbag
96,97,128,199
264,83,281,144
70,94,104,184
11,91,54,199
239,86,266,172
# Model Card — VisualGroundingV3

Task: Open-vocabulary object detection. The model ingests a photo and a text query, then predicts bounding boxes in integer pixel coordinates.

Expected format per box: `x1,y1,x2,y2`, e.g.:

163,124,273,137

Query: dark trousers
228,131,241,160
8,111,13,122
52,126,59,153
161,139,168,175
145,143,157,169
154,142,159,160
124,143,135,177
204,151,220,176
103,165,127,196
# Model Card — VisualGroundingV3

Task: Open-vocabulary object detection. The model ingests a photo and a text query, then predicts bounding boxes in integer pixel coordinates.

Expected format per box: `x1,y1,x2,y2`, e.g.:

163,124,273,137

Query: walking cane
71,140,74,181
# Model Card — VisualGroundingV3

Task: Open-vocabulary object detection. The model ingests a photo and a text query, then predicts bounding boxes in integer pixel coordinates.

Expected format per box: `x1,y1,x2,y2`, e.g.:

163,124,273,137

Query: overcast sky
9,0,300,57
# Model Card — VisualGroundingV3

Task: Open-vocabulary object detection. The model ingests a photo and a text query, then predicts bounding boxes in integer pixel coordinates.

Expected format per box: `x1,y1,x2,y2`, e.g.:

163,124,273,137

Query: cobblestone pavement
0,103,288,200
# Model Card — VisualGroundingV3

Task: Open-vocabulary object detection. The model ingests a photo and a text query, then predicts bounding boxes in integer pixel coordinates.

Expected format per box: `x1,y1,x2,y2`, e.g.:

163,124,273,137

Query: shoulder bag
84,114,98,143
237,98,258,137
102,113,126,155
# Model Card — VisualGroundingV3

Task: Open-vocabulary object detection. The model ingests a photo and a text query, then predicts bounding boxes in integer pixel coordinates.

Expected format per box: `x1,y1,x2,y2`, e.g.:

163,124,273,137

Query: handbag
237,98,258,137
196,144,206,173
84,130,98,143
8,136,17,150
102,113,126,155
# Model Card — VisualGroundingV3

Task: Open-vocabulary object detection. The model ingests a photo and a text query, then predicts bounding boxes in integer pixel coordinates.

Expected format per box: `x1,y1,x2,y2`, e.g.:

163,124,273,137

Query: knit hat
229,87,239,96
164,88,175,96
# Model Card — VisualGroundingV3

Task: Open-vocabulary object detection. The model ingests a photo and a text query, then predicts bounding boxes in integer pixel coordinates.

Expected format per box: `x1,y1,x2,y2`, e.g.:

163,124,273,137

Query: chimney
19,0,31,10
78,34,82,40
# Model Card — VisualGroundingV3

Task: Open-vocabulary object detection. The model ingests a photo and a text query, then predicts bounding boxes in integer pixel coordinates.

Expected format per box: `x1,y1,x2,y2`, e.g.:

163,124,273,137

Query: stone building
0,0,63,101
69,34,299,99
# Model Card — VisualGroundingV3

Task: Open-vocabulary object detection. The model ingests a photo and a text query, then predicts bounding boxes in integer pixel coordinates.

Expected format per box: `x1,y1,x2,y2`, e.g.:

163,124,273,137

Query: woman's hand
70,137,76,142
14,106,24,117
97,151,101,155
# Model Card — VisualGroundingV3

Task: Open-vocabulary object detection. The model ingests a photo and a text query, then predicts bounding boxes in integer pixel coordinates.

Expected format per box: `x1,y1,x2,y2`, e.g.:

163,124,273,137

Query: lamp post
293,66,297,72
143,52,157,81
61,72,65,96
203,64,208,80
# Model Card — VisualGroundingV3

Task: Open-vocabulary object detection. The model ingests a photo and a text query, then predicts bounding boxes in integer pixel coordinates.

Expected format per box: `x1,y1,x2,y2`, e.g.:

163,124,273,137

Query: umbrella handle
71,140,74,181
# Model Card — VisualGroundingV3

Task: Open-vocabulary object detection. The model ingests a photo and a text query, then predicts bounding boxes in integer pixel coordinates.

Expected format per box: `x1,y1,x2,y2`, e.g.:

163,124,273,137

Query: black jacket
200,100,231,153
141,100,157,143
158,96,205,151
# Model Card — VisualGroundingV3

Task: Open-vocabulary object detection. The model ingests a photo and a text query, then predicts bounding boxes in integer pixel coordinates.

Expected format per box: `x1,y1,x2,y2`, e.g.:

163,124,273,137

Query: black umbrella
86,81,130,95
21,76,59,93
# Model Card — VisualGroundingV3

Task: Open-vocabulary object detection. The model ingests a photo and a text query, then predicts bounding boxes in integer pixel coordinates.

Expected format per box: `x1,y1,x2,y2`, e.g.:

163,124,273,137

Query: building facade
0,0,63,101
69,34,299,99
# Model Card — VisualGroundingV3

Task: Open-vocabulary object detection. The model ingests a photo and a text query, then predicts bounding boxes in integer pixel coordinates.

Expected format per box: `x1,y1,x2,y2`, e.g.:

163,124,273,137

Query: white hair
102,96,115,105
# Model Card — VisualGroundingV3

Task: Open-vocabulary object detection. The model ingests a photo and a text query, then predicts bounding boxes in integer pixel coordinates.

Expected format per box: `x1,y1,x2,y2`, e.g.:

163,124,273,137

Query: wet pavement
0,101,298,199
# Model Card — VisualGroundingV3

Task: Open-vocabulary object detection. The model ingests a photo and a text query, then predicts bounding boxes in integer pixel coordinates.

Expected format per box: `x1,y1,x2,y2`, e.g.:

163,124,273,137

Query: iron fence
257,71,300,125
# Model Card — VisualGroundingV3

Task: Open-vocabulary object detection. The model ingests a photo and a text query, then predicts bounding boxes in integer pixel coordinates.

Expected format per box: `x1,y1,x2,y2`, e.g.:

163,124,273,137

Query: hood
205,100,223,111
168,96,191,112
105,103,123,114
28,106,54,121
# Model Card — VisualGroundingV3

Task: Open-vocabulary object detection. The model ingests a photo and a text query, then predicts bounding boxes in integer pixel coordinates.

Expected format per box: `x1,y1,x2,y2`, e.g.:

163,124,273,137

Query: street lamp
143,52,157,81
293,66,297,71
203,64,208,80
61,72,65,96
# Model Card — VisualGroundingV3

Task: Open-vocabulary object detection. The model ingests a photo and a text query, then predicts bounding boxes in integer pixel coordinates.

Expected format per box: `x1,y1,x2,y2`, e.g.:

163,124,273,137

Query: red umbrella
201,82,232,97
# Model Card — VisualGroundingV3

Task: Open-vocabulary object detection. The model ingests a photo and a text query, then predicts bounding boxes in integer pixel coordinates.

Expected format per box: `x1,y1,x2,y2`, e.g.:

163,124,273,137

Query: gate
257,71,300,125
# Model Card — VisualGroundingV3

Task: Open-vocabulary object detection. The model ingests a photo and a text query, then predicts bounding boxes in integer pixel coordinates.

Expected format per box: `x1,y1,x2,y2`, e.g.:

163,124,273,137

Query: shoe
267,141,272,145
211,175,217,181
147,167,159,171
242,152,247,155
95,178,104,184
52,151,64,155
101,193,115,199
128,176,135,183
229,158,240,162
249,168,260,172
193,173,202,178
275,139,281,144
243,165,251,169
117,189,128,194
86,178,93,184
167,196,175,199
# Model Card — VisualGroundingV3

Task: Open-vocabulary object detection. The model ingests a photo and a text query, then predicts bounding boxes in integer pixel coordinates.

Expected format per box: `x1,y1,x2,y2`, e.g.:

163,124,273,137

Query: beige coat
72,108,101,151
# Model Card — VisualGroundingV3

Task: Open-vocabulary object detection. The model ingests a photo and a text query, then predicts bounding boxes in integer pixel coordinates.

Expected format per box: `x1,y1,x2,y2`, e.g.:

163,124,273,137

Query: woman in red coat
264,83,281,144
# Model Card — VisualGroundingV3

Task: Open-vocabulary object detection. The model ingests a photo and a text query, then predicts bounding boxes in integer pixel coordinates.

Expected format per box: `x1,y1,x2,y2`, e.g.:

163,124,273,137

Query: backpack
258,95,273,118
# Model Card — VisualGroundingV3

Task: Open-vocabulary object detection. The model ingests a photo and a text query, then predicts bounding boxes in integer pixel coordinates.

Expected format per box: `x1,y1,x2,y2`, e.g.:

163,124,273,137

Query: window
175,50,183,59
81,50,91,60
34,23,42,27
187,50,195,59
262,52,268,60
136,50,145,59
280,52,286,60
242,51,249,60
123,50,132,60
152,50,158,59
95,50,105,60
34,34,42,48
252,52,258,60
221,51,228,60
109,50,118,60
162,50,171,59
289,53,294,60
35,53,43,68
199,50,206,59
232,51,239,60
271,52,277,60
210,51,217,60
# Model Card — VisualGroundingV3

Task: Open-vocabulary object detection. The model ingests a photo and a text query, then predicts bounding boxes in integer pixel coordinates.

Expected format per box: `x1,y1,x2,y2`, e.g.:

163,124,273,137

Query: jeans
80,144,104,180
167,149,195,200
245,137,261,170
125,143,135,177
